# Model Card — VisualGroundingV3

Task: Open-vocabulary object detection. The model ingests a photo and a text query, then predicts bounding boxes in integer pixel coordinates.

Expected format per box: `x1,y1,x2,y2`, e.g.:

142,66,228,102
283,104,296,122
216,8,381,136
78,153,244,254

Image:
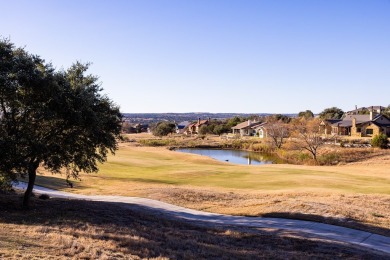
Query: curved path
15,182,390,255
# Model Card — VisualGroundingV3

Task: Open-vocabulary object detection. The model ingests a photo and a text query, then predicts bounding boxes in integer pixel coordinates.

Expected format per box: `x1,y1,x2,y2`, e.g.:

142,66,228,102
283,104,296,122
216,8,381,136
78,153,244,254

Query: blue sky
1,0,389,113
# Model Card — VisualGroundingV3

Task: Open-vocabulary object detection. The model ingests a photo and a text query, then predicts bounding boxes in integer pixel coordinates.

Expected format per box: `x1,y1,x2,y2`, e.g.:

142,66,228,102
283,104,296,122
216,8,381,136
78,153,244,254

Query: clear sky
1,0,389,114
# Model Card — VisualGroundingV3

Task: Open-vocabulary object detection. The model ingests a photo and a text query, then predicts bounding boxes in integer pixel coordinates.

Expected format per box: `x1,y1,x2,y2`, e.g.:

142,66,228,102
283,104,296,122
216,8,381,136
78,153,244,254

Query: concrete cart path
14,182,390,255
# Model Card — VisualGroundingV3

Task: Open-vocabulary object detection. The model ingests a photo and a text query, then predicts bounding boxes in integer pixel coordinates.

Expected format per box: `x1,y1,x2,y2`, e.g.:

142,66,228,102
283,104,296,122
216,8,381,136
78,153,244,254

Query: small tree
371,134,389,149
152,122,175,137
213,124,225,135
264,116,289,149
319,107,344,120
298,110,314,119
0,38,122,207
198,125,209,135
273,114,291,123
226,116,245,128
291,118,324,162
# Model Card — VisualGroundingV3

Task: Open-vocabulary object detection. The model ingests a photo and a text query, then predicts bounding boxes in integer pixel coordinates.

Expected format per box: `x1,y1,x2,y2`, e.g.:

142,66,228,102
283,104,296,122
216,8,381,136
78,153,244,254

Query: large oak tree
0,39,122,207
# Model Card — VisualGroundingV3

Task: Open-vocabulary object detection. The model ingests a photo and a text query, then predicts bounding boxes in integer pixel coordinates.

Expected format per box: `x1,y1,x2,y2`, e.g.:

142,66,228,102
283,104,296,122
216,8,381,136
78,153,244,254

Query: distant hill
122,112,297,124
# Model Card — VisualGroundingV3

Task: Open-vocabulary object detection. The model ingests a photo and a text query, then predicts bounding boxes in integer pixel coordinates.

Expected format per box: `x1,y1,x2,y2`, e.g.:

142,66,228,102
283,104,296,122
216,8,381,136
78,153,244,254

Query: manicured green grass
34,144,390,195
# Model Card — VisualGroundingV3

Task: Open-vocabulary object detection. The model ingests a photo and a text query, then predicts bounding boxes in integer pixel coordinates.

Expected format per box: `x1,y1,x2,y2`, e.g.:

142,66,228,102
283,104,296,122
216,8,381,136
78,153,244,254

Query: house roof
195,120,209,127
177,121,190,127
343,114,371,122
232,120,262,130
323,119,342,125
251,122,268,129
331,121,353,127
329,114,390,127
370,114,390,127
185,119,209,131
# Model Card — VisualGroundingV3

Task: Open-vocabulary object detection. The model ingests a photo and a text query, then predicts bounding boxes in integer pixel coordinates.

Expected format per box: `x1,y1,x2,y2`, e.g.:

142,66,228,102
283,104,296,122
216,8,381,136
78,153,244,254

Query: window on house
357,128,361,133
366,129,373,135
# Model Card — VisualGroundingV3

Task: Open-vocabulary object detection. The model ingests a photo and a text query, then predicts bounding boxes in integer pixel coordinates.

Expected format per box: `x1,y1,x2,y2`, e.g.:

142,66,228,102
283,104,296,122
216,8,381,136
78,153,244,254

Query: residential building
176,121,190,134
320,108,390,137
184,118,210,135
231,120,263,137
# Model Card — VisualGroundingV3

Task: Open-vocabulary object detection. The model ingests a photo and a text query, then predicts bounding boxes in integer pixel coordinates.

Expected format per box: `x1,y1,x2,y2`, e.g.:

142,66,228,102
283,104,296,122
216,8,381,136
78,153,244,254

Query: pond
176,148,284,165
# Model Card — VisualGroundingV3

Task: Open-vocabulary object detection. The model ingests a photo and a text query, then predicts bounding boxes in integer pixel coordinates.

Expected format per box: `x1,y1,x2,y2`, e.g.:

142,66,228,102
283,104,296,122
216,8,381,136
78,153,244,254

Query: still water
176,148,283,165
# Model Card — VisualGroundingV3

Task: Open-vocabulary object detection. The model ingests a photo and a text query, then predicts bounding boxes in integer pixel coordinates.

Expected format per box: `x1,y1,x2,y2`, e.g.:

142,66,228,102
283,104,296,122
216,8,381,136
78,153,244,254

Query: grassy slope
36,143,390,195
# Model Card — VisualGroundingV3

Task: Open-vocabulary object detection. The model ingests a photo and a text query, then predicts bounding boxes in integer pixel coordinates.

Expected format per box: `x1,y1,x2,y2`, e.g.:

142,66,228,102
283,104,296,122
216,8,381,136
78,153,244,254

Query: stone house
320,110,390,137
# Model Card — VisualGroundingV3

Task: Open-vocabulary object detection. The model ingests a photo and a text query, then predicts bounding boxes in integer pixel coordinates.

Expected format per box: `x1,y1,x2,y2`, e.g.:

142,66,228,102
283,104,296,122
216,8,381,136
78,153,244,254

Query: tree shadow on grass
0,193,389,259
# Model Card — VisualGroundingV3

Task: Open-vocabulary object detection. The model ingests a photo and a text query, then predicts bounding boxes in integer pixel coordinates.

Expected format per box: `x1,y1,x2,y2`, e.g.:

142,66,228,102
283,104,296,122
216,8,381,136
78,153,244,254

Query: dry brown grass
0,192,388,259
31,142,390,238
154,188,390,236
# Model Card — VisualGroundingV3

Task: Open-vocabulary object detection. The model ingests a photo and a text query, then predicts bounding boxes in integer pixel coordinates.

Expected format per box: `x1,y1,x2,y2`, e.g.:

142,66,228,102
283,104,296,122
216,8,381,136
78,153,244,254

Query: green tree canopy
152,121,176,137
0,38,122,207
383,105,390,118
272,114,291,123
226,116,245,128
319,107,344,120
298,110,314,119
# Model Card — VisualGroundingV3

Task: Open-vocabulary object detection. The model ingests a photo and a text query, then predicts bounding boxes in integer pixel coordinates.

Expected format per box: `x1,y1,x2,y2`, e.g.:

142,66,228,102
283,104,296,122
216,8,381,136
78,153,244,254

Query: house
345,105,385,115
176,121,190,134
251,122,269,138
320,109,390,137
231,120,263,137
184,118,210,135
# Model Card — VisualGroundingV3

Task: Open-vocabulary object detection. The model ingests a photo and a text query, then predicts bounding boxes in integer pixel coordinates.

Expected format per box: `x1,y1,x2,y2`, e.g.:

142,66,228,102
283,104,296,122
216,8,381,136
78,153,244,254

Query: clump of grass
372,213,385,218
276,150,314,165
223,139,274,153
138,139,177,147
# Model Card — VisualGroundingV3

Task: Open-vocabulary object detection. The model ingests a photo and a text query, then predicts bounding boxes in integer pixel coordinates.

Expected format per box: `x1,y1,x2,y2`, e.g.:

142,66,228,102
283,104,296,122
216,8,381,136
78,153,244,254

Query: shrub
318,153,340,165
297,152,311,161
275,150,312,165
252,143,274,153
371,134,389,149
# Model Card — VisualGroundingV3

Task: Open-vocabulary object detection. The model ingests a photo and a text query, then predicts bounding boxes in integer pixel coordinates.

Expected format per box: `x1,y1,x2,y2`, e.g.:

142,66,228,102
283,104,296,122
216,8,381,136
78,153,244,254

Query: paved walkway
14,182,390,255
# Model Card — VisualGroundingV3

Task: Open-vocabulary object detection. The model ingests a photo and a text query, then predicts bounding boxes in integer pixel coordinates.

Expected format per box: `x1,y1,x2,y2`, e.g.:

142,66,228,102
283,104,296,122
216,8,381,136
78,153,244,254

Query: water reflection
176,148,284,165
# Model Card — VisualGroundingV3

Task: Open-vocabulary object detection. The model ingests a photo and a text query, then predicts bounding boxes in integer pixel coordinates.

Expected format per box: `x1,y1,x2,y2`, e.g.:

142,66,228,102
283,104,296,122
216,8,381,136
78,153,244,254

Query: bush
318,153,340,165
371,134,389,149
275,150,313,165
152,122,176,137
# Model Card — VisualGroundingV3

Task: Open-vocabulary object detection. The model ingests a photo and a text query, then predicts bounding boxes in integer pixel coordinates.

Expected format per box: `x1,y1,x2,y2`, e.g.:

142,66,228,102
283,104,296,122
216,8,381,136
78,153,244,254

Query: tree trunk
311,151,317,163
23,163,39,209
